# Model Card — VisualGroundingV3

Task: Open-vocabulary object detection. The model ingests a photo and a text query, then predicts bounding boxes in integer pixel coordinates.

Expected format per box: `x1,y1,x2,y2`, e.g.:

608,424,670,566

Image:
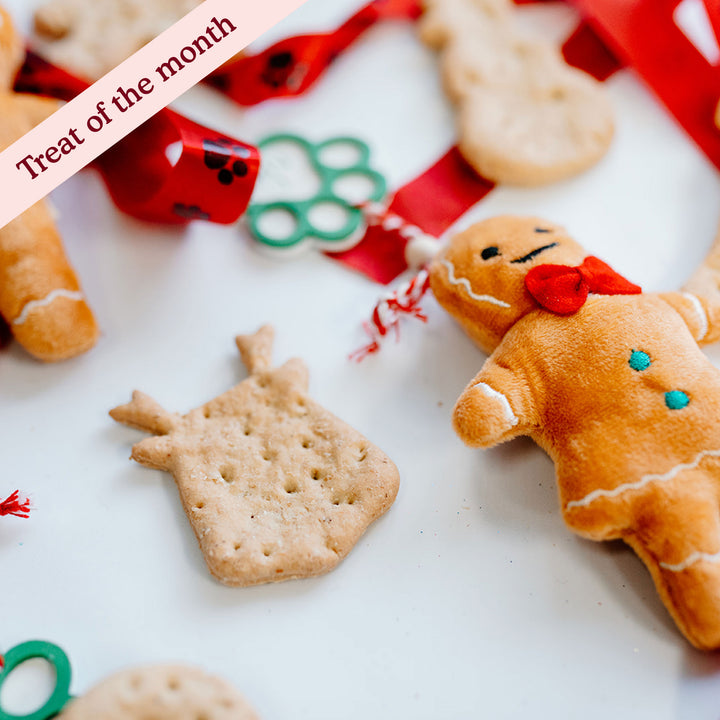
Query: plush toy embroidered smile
430,215,720,650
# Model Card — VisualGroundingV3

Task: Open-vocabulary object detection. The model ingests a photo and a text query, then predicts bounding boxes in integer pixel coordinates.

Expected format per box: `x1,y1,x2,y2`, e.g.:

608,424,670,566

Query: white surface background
2,0,720,717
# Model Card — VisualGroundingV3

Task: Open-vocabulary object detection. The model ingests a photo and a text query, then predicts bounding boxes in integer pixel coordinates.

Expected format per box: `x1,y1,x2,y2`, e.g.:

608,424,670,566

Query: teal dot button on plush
629,350,651,371
665,390,690,410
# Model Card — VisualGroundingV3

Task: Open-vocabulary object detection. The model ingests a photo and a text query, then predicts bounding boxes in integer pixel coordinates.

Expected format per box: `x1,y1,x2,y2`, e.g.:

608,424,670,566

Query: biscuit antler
109,390,179,435
236,325,274,374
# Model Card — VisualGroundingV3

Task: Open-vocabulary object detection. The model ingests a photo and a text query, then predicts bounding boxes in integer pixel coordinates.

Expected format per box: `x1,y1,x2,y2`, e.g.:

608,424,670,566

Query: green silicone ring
247,133,387,251
0,642,72,720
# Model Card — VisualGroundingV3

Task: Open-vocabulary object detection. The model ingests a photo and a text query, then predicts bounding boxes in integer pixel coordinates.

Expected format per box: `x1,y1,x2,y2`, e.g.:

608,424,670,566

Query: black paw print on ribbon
203,139,252,186
173,204,210,221
261,51,295,89
14,51,89,101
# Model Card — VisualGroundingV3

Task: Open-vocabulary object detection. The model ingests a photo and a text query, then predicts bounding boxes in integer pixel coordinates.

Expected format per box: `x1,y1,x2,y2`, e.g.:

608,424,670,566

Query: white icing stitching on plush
660,550,720,573
472,382,519,427
441,259,510,308
680,292,708,342
565,448,720,510
13,289,85,326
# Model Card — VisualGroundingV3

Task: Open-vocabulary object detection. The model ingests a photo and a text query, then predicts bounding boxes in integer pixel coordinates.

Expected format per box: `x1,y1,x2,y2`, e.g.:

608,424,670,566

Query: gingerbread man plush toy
430,215,720,649
0,6,98,361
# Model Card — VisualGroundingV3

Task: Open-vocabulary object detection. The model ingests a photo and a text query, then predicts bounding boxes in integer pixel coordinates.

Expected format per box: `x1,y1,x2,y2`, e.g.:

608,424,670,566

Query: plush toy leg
624,471,720,650
0,200,98,361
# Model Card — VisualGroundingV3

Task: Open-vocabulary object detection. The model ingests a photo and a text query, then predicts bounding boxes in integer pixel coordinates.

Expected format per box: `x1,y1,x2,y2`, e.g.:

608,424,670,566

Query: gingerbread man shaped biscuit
430,216,720,649
0,6,98,361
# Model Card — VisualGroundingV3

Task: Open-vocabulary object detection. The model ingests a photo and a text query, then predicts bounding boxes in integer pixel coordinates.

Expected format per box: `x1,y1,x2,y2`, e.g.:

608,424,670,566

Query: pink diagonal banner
0,0,310,230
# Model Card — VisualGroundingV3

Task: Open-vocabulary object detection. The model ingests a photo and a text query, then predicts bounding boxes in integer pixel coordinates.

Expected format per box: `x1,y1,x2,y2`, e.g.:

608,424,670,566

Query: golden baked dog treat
419,0,614,185
430,215,720,650
34,0,203,80
57,665,259,719
110,326,400,587
0,6,98,361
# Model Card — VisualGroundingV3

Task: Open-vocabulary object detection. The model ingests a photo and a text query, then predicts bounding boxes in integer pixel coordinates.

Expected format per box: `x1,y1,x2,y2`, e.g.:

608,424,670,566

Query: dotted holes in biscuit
220,465,235,483
311,468,323,481
195,501,205,510
285,480,299,494
357,446,368,462
296,397,308,416
203,407,212,418
234,542,242,552
333,493,358,506
262,547,273,557
301,437,314,449
167,677,180,691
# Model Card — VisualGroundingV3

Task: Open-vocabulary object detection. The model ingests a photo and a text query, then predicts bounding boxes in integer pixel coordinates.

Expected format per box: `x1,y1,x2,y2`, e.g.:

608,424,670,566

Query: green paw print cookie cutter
247,134,387,252
0,641,73,720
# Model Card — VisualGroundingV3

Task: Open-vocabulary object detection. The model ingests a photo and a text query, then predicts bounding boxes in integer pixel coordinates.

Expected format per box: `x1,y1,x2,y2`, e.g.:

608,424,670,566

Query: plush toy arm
661,289,717,346
453,360,536,448
110,391,179,435
677,229,720,344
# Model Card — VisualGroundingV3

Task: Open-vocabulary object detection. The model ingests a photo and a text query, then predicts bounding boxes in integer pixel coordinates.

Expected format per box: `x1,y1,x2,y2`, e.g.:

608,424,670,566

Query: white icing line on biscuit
565,448,720,510
660,550,720,573
13,289,85,326
441,259,510,308
472,382,518,427
680,292,708,341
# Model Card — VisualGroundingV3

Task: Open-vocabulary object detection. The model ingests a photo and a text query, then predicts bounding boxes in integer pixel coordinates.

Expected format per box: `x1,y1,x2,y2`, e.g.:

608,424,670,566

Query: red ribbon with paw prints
206,0,422,104
15,52,260,225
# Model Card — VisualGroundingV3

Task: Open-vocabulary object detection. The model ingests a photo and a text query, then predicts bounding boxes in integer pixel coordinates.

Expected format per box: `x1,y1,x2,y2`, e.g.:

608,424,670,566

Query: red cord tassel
0,491,31,518
351,269,431,361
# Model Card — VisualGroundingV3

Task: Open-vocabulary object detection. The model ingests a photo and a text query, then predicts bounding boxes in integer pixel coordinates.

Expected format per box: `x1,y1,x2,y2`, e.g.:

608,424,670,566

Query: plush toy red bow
525,256,641,314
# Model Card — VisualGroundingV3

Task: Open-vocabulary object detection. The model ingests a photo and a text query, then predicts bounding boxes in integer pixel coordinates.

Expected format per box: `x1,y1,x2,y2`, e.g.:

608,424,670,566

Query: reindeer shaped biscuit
111,326,400,587
430,216,720,649
0,6,98,360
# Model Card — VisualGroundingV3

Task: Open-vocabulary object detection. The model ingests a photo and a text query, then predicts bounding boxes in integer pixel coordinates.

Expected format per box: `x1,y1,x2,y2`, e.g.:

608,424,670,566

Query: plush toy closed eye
429,215,720,650
0,6,98,361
